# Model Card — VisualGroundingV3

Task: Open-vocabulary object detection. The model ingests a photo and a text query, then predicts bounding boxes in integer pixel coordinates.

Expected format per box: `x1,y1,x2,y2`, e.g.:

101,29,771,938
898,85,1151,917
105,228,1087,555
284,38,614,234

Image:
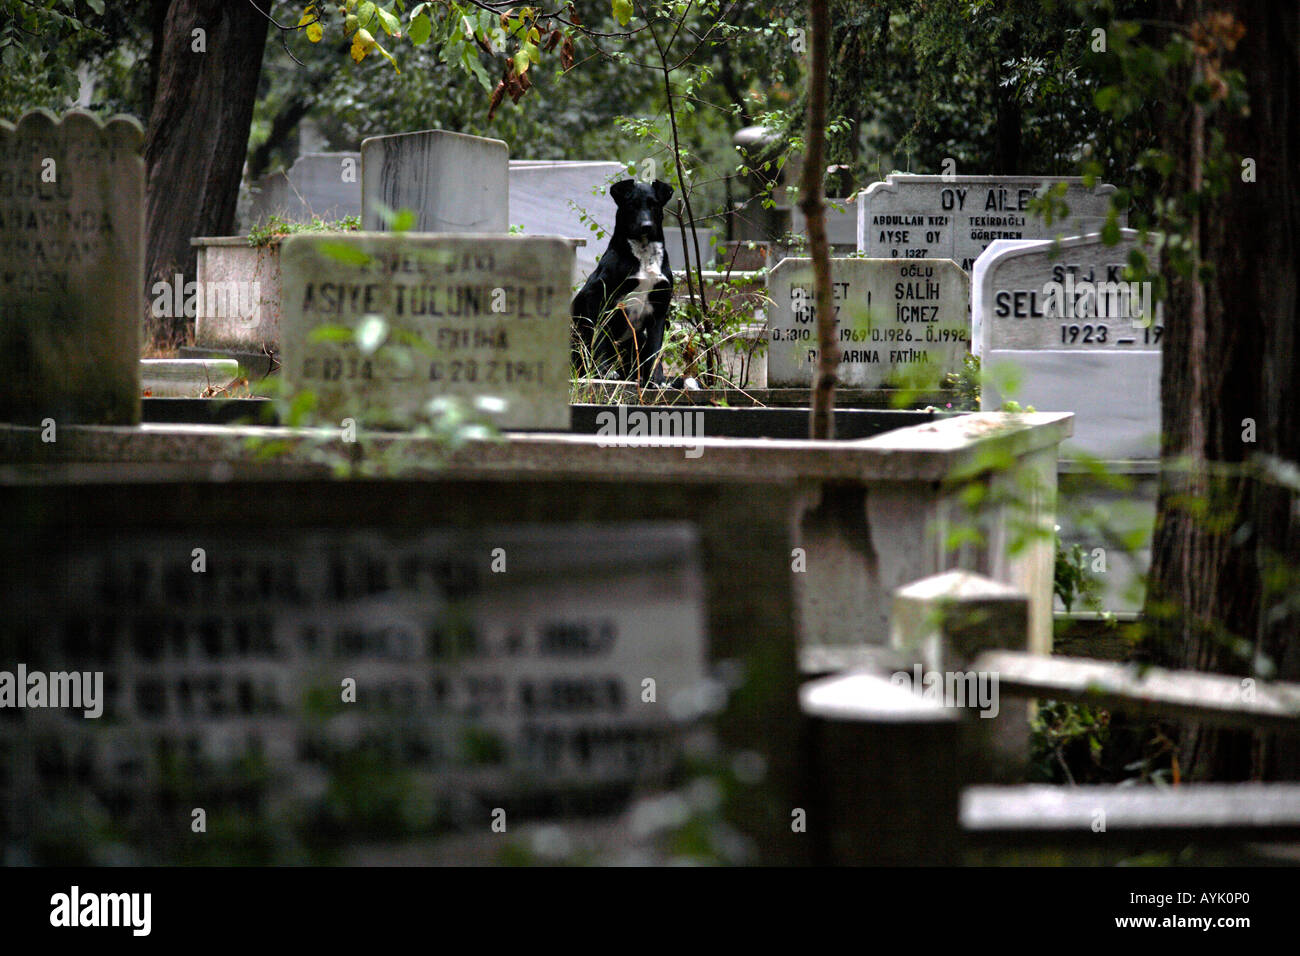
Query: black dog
571,179,674,387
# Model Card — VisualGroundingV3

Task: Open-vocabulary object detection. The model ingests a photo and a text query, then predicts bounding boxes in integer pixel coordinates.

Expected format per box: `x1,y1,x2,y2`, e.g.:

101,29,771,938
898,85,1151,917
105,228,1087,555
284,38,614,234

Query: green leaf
514,48,530,74
308,326,355,344
462,45,493,90
1100,211,1121,245
317,241,373,266
85,0,104,13
408,12,432,45
612,0,633,26
375,6,400,36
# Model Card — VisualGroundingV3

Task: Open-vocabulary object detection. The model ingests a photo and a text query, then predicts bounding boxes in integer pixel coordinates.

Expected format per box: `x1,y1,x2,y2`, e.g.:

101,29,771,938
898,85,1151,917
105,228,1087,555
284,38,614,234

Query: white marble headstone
972,230,1162,459
280,233,573,429
857,174,1121,271
361,129,508,233
508,160,623,284
766,257,970,388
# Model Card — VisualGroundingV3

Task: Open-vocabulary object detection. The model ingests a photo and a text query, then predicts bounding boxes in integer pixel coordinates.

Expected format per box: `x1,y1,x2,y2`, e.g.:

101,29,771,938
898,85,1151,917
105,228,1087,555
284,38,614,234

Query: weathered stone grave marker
857,174,1121,271
280,233,573,429
361,129,508,233
0,110,143,424
766,257,970,388
250,151,362,225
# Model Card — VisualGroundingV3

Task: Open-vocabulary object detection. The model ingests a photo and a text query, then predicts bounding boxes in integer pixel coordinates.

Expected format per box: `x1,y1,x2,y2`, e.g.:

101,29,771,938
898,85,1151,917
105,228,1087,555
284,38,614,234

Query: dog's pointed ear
610,179,637,205
653,180,674,206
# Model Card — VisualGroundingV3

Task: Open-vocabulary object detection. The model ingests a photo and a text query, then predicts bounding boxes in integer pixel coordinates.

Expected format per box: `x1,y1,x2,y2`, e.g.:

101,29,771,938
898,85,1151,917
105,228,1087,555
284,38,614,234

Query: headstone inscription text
280,233,573,429
857,174,1121,271
973,230,1163,353
766,257,970,388
0,522,708,861
0,110,143,424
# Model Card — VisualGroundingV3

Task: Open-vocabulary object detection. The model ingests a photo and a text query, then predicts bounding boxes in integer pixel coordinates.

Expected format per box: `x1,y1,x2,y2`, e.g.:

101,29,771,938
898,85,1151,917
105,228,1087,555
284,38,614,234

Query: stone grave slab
857,174,1121,271
361,129,508,233
508,160,622,284
280,232,573,429
140,358,240,397
250,151,361,225
0,109,143,425
766,257,970,388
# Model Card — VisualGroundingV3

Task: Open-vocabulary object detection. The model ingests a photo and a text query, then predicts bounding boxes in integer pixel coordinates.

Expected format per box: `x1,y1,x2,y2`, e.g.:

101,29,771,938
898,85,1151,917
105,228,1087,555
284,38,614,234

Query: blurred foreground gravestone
0,110,143,425
280,233,574,430
0,499,712,864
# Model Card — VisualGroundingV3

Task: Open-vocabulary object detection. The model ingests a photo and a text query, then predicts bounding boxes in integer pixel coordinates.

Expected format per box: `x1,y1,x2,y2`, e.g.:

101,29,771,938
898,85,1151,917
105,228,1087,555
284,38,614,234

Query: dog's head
610,179,674,242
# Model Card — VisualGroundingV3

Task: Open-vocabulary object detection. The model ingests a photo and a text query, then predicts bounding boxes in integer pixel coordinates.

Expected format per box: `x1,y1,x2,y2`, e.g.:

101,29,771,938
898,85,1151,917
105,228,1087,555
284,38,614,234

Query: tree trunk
144,0,269,348
1144,0,1300,780
804,0,838,439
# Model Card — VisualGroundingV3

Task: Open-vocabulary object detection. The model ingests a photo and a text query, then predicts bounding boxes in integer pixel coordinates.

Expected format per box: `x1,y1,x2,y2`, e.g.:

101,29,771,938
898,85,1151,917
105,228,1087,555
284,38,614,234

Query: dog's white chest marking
617,240,666,333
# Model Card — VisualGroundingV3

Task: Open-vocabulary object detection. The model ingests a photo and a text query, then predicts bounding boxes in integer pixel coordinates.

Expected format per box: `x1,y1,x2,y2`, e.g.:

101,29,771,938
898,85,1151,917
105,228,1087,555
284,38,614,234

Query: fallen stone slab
140,359,241,397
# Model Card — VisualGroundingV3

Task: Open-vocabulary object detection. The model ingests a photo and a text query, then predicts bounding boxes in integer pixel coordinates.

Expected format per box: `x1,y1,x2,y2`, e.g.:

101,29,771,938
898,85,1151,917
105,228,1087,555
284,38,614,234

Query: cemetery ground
0,2,1297,911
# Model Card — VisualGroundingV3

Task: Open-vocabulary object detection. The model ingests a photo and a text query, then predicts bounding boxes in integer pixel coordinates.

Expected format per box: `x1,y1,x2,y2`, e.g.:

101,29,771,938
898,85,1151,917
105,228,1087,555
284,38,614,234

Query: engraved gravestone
250,152,361,225
0,507,708,863
0,110,143,425
361,129,508,233
972,230,1162,459
974,230,1162,616
766,257,970,388
857,174,1121,271
280,233,573,429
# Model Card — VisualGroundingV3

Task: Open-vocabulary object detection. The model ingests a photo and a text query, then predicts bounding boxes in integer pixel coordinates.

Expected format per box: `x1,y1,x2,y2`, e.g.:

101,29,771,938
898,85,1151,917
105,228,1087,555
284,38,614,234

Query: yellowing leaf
514,48,530,74
306,21,323,42
612,0,633,26
351,28,375,62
